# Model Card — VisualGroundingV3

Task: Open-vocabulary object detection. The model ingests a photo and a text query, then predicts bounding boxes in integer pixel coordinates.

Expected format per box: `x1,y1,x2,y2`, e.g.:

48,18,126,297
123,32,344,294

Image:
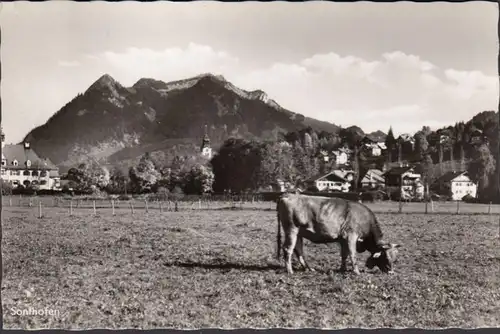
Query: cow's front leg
348,236,360,275
294,235,315,272
339,240,349,272
283,227,299,274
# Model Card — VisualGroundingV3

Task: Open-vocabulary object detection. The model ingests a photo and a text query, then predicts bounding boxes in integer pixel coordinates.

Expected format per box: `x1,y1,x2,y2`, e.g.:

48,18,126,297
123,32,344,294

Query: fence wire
2,195,500,218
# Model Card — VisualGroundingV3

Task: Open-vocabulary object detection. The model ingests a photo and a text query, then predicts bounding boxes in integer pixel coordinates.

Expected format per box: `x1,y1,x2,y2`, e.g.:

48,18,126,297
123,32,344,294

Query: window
26,160,31,167
12,170,20,176
23,170,30,176
40,171,47,177
13,160,18,166
40,180,47,185
1,169,5,175
1,159,5,166
32,170,39,177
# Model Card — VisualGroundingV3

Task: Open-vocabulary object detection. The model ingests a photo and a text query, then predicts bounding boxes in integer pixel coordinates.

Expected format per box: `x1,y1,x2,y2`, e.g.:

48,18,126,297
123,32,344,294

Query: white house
331,150,349,165
308,172,351,193
433,171,477,201
1,129,61,191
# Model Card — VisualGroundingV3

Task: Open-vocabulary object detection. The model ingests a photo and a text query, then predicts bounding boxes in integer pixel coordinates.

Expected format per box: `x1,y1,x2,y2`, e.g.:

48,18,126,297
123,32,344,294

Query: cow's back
279,194,383,245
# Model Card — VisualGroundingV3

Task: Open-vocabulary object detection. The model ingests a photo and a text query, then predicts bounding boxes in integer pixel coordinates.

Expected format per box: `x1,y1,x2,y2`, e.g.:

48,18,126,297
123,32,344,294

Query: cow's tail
276,199,282,261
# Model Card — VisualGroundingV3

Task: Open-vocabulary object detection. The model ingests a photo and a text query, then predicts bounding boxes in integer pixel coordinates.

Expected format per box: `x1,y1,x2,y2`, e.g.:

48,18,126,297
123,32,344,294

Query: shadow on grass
163,260,282,272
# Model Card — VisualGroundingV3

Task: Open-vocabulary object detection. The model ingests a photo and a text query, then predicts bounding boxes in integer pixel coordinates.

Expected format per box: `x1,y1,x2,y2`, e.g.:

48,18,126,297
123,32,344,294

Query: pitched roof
311,171,348,183
2,144,58,170
435,171,469,184
382,166,414,176
361,169,385,183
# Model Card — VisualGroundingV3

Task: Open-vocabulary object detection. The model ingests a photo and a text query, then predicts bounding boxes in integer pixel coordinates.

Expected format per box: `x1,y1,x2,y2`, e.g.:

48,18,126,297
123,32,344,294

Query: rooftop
2,144,58,170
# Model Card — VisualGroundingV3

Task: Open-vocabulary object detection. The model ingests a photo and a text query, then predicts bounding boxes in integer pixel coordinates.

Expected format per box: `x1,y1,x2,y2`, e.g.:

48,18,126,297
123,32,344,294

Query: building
332,168,355,183
1,129,61,190
383,166,424,200
331,149,349,165
200,126,213,159
432,171,477,201
397,133,416,150
307,172,351,193
360,169,385,189
362,142,385,157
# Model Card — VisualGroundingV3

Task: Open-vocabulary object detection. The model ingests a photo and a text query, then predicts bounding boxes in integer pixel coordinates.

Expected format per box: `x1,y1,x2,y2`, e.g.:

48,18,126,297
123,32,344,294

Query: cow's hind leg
347,235,361,275
294,234,315,272
339,240,349,272
283,227,299,274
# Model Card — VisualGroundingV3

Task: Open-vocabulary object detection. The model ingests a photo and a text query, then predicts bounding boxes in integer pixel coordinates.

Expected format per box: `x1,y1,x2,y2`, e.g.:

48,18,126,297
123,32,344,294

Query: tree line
43,110,499,202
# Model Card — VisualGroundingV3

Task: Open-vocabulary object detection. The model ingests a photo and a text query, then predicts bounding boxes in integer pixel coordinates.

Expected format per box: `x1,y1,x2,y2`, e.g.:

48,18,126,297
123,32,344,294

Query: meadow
2,204,500,329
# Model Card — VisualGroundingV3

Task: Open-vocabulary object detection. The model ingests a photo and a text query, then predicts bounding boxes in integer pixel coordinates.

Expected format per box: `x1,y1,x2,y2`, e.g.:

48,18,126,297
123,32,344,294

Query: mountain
367,130,387,142
23,73,342,168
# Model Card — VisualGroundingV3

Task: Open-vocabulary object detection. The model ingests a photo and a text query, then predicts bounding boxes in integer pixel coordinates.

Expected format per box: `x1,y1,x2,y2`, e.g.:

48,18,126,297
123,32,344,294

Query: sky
1,1,498,144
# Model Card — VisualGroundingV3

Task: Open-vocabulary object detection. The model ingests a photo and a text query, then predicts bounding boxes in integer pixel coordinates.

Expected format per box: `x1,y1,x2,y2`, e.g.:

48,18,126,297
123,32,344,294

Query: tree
414,131,429,161
211,138,264,193
385,126,397,162
468,144,496,200
183,164,215,194
129,152,161,193
352,144,361,191
107,167,129,194
67,161,110,194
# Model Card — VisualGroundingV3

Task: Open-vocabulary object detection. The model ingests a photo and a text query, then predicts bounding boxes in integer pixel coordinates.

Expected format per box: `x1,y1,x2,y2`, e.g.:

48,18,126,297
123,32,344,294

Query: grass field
2,206,500,329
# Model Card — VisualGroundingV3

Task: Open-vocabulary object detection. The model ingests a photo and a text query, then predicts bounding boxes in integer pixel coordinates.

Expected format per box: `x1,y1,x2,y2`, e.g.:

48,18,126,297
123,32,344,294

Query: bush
1,180,13,196
462,194,479,203
169,186,185,201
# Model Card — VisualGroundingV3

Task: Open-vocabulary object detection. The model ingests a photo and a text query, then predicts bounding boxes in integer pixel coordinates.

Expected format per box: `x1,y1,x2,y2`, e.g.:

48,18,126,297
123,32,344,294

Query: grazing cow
276,193,401,275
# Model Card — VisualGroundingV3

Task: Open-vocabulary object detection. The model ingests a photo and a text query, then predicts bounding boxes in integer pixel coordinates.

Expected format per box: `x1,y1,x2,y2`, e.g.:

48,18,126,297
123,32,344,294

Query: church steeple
1,126,5,149
201,124,212,159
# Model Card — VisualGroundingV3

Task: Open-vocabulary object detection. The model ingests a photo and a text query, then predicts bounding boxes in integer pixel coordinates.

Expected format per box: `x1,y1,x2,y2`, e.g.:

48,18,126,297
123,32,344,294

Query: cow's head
365,243,401,273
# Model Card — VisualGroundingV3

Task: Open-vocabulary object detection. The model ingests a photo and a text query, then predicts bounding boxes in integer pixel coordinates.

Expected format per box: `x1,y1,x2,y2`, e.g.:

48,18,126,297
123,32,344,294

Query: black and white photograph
1,0,499,330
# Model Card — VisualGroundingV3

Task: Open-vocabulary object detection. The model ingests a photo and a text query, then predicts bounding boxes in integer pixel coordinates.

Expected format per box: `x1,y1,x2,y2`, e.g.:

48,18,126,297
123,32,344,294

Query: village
0,125,478,202
271,133,478,202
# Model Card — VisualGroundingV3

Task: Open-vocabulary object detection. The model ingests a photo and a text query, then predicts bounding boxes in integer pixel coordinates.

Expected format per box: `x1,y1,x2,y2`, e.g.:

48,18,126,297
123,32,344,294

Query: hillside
23,73,342,168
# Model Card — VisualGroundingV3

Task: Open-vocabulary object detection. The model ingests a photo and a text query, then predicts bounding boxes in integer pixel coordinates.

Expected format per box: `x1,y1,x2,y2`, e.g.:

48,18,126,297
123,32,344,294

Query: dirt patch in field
2,208,500,329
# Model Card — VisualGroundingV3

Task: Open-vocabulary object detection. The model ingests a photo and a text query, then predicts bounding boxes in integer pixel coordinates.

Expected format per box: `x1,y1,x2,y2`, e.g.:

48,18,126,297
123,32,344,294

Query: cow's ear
380,244,391,250
391,243,401,248
372,252,382,258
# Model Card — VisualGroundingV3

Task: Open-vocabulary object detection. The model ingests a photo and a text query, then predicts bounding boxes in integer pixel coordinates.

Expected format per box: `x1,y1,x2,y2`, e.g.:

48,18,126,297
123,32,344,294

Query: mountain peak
133,78,168,90
87,73,122,93
194,73,227,82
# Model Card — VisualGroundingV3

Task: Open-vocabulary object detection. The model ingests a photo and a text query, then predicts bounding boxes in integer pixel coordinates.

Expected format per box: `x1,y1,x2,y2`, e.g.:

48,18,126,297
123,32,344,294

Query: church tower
201,125,212,159
1,126,5,149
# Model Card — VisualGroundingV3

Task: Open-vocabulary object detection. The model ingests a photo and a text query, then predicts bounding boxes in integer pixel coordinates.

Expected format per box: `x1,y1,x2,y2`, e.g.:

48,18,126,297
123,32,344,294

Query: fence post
398,198,402,213
175,201,179,212
488,201,492,215
145,200,149,213
38,201,43,219
456,200,460,214
93,200,97,216
425,200,428,214
198,199,202,210
9,197,12,207
130,201,135,215
29,198,33,207
112,199,116,216
70,200,73,216
160,201,163,213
